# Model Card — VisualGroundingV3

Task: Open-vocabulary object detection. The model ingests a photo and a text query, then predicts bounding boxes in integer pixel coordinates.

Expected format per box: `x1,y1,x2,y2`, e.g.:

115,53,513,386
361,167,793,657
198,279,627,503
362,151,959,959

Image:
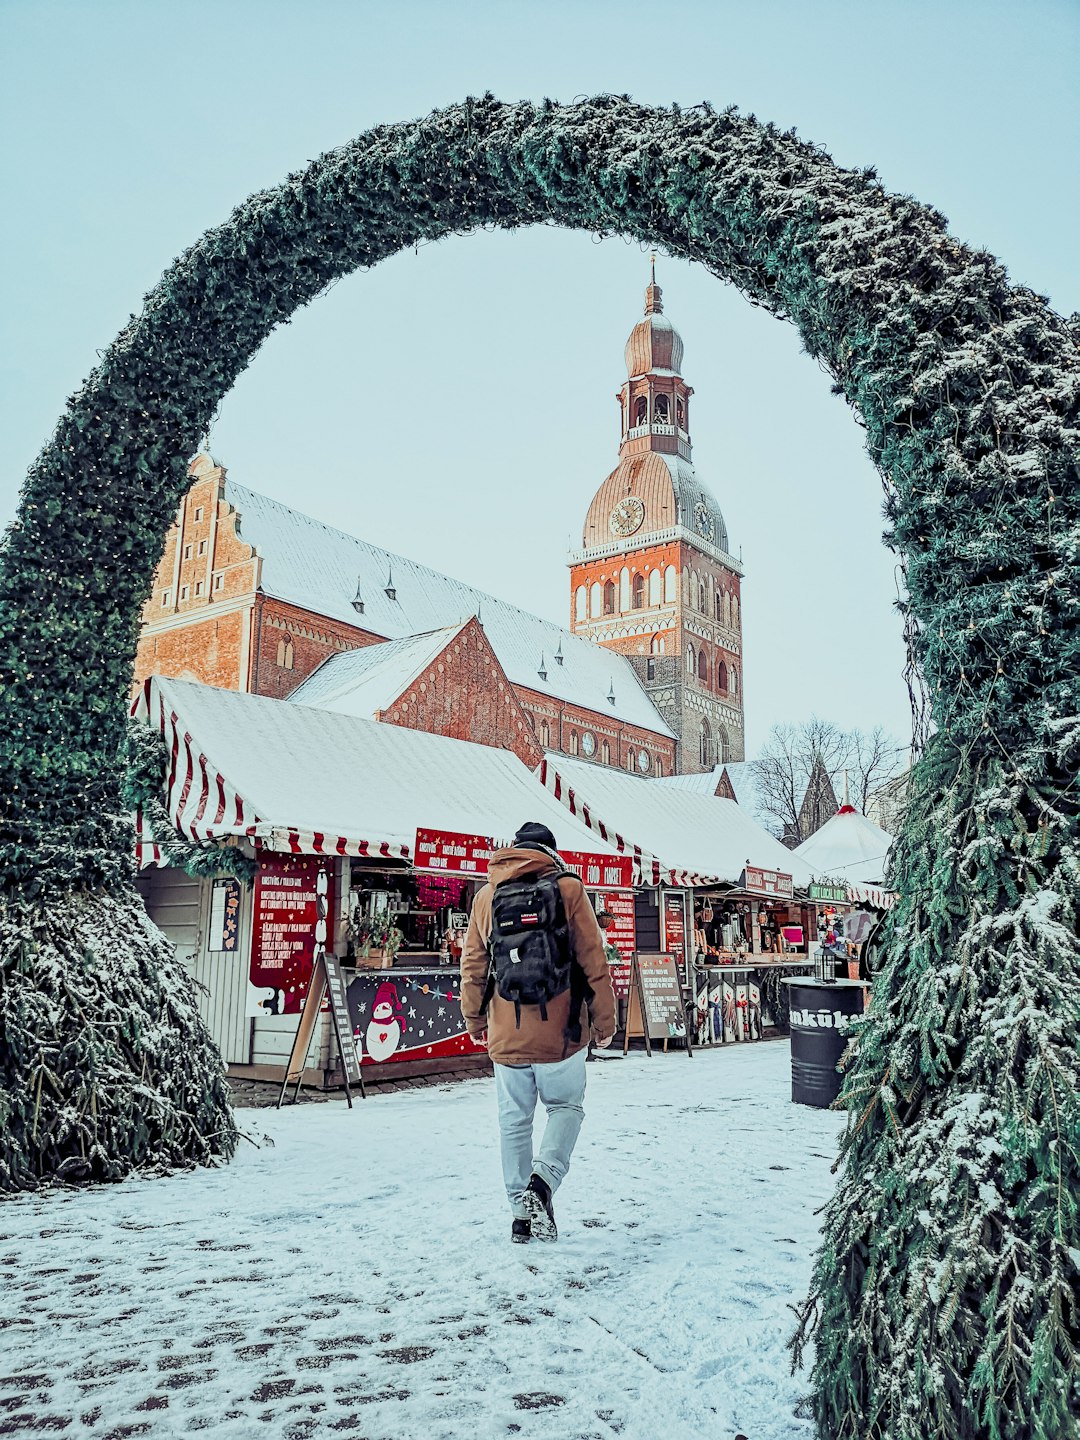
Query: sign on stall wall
740,865,794,900
561,852,635,889
414,828,495,875
661,891,687,972
250,853,336,1016
600,888,636,998
209,877,241,953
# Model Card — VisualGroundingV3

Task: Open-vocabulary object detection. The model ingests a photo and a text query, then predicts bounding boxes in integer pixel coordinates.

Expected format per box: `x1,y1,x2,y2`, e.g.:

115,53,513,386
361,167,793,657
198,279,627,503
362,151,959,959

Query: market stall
538,754,822,1046
132,676,628,1084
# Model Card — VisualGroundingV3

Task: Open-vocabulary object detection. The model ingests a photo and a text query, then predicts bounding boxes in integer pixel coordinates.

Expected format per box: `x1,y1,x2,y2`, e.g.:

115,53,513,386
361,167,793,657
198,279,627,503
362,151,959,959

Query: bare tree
752,718,904,846
849,725,906,814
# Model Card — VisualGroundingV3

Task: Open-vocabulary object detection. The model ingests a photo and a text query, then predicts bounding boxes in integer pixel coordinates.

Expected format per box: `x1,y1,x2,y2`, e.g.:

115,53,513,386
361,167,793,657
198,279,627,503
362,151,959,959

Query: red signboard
250,853,336,1015
561,851,635,889
600,888,636,998
414,828,495,875
662,891,687,972
740,865,794,900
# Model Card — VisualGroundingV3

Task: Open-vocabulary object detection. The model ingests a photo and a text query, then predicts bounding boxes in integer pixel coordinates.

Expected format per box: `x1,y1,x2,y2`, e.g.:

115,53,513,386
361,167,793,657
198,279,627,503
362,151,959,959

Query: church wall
135,603,252,694
514,685,677,777
252,597,380,700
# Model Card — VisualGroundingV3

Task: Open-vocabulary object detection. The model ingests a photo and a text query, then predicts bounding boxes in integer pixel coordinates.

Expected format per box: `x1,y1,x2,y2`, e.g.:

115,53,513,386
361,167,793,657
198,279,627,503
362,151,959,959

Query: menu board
626,953,689,1047
209,877,241,953
600,888,636,998
662,891,687,972
414,828,494,875
250,854,336,1015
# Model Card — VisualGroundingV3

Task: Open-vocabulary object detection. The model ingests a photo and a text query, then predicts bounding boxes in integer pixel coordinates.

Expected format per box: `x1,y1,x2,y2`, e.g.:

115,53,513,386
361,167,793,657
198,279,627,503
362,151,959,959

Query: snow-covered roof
793,807,894,887
286,624,467,718
225,481,674,738
651,765,727,796
540,753,815,889
653,762,769,825
135,677,618,860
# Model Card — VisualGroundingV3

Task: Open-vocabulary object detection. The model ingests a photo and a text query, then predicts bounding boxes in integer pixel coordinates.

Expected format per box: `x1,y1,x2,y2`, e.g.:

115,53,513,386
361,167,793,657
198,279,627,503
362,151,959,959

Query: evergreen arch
0,96,1076,1440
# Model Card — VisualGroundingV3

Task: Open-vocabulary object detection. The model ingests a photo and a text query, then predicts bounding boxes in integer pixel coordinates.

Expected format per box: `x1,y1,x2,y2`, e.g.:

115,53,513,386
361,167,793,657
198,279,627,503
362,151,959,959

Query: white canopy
132,677,619,865
794,805,894,896
540,753,815,889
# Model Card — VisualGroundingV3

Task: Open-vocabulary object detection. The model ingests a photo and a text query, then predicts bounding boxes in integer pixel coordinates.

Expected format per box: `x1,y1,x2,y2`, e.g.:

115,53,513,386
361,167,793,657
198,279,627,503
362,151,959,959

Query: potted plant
347,907,404,968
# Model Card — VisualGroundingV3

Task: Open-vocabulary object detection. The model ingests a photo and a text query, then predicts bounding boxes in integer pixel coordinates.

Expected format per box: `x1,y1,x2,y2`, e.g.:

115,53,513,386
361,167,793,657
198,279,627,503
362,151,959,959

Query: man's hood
486,846,564,886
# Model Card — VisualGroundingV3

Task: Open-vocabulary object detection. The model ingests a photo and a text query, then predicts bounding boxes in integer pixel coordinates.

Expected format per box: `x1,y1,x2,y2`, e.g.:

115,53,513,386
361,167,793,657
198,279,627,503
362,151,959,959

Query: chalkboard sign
278,951,366,1108
624,953,693,1056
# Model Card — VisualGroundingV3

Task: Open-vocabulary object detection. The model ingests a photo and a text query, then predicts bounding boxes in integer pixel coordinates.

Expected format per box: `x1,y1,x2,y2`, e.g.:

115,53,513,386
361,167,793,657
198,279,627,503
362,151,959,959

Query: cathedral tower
569,265,745,771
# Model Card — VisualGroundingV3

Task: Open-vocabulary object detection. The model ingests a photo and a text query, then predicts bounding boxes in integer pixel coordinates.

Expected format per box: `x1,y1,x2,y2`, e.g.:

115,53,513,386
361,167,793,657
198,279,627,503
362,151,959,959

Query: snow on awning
539,754,816,891
131,677,622,868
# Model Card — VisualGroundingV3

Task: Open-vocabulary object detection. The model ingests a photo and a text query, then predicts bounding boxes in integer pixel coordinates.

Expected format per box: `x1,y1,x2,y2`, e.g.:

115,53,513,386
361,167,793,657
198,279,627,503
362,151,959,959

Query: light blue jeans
493,1049,588,1219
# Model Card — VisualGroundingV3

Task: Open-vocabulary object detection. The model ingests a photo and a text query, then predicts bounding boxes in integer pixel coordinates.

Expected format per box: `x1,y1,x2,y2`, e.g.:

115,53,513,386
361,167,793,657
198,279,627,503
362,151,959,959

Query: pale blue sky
2,0,1076,755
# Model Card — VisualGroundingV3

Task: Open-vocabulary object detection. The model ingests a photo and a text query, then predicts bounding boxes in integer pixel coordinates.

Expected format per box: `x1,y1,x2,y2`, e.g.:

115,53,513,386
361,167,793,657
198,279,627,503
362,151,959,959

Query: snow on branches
0,95,1076,1434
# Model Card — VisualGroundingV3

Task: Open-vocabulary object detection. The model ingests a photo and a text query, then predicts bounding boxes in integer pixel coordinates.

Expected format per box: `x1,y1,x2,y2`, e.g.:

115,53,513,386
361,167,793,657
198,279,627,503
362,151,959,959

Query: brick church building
135,270,744,775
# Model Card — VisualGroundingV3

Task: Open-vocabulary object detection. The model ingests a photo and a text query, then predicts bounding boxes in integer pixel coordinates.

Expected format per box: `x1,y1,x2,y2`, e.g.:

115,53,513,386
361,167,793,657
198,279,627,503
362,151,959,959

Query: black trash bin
783,978,867,1108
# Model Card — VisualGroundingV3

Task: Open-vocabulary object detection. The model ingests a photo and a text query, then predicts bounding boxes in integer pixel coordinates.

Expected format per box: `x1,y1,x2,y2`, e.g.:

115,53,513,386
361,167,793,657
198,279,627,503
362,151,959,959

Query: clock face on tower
609,496,645,537
695,500,714,541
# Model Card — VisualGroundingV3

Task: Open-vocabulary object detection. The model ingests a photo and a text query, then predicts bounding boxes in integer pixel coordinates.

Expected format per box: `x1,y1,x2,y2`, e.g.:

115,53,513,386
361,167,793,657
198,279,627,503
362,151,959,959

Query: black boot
511,1217,531,1244
522,1173,557,1242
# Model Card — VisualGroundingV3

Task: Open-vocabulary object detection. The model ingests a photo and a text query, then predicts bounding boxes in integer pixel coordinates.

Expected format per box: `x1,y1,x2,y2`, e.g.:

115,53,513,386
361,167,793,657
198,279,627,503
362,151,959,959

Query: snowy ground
1,1042,845,1440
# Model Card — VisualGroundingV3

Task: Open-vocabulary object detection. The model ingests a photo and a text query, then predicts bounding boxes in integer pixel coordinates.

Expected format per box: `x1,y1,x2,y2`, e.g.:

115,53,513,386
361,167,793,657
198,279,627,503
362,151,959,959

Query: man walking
461,822,616,1243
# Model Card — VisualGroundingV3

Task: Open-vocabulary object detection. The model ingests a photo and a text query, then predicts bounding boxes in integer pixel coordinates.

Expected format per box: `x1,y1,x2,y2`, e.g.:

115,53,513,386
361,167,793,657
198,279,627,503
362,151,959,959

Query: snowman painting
365,980,406,1062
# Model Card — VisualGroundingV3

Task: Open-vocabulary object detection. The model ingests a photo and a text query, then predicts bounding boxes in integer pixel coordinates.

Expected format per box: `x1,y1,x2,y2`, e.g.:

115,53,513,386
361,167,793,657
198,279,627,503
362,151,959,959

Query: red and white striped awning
131,676,615,870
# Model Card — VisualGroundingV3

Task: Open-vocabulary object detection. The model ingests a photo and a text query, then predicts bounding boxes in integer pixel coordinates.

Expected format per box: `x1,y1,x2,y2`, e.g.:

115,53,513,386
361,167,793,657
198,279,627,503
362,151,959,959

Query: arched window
569,730,579,756
698,579,707,613
626,749,635,771
634,396,648,426
650,633,663,655
619,567,631,610
700,719,713,768
732,595,740,629
663,565,677,603
631,573,645,609
676,397,685,429
603,580,616,615
686,643,696,675
601,739,611,766
717,660,729,691
731,665,739,696
540,720,550,748
656,758,665,777
654,393,670,423
575,585,586,622
723,591,732,629
590,582,602,618
648,568,661,605
697,647,709,683
276,638,294,670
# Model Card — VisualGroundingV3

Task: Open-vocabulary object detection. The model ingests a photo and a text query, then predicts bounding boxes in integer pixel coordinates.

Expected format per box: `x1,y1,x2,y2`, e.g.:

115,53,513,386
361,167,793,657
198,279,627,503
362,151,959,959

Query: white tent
540,753,814,889
794,804,895,905
132,677,620,865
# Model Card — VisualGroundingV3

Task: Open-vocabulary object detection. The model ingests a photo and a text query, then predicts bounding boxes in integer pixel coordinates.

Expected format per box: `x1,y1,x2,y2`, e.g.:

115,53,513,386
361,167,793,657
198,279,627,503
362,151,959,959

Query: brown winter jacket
460,847,617,1065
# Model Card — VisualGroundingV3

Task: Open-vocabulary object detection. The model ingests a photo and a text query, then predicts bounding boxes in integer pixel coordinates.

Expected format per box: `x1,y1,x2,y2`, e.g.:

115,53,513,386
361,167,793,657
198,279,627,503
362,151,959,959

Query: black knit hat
513,821,559,854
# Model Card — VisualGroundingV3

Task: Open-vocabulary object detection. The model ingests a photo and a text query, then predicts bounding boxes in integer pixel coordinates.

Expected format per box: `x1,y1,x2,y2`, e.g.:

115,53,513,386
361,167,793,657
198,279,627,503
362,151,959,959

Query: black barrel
785,979,866,1108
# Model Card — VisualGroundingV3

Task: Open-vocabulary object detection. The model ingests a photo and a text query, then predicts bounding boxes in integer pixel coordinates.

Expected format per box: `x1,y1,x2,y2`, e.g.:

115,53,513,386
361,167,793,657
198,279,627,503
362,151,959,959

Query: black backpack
482,872,590,1033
